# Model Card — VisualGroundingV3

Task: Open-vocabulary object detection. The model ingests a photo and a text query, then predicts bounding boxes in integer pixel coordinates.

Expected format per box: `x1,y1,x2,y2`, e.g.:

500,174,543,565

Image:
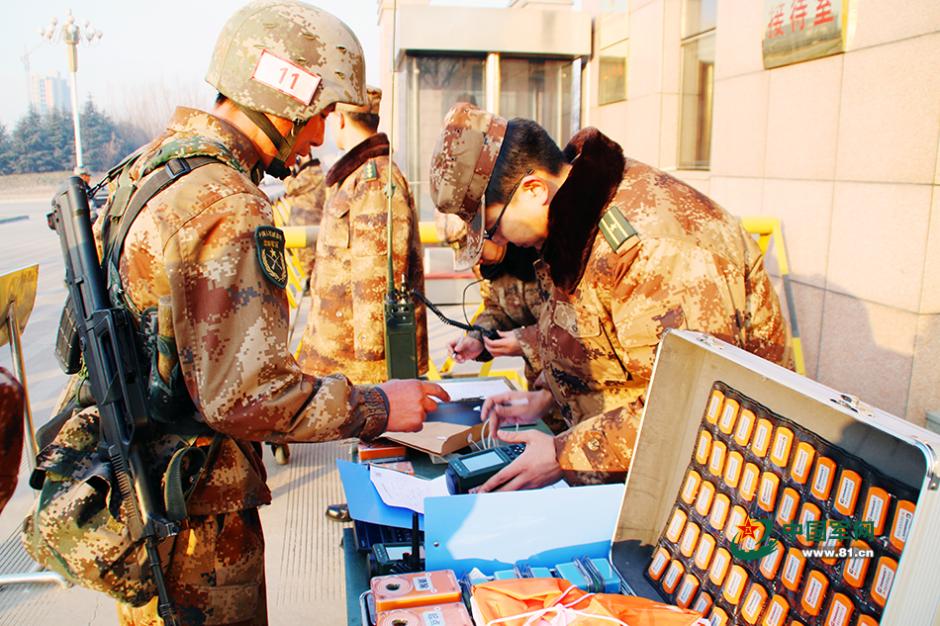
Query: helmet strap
234,102,303,180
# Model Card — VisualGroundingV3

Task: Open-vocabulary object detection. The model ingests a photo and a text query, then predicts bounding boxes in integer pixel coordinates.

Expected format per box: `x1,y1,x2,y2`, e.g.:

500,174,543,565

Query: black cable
461,278,484,326
410,289,498,339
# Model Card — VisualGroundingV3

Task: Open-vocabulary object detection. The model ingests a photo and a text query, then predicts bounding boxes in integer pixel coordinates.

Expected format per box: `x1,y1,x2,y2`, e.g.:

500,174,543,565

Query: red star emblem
737,517,761,542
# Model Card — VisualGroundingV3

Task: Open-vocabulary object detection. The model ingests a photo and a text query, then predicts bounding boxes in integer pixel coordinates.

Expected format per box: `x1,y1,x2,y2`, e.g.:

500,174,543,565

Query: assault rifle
49,177,179,625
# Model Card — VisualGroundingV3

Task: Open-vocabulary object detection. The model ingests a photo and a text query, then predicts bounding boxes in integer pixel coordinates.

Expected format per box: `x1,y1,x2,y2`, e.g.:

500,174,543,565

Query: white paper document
369,465,452,514
435,378,514,402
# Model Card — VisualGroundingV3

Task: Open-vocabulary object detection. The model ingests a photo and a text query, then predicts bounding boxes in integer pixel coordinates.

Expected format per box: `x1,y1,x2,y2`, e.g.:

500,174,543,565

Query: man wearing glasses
430,103,792,492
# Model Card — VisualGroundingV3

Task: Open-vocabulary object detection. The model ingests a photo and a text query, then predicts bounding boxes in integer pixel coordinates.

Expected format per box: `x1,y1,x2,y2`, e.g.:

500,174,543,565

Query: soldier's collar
326,133,390,187
164,107,261,175
541,127,627,294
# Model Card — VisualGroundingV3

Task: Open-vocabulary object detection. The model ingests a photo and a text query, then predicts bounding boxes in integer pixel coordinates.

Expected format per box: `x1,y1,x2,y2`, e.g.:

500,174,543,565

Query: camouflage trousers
117,509,267,626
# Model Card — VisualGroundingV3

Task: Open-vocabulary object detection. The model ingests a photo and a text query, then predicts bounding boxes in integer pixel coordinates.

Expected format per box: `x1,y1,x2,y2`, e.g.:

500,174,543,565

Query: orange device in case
725,505,748,542
665,508,688,544
770,426,794,469
691,591,713,616
842,541,871,588
709,494,731,530
870,556,897,608
694,533,717,571
757,471,781,513
718,397,740,434
800,570,829,617
722,565,749,605
861,486,890,536
371,571,462,613
376,603,473,626
708,548,732,586
695,481,716,517
789,441,816,485
708,440,727,476
855,615,879,626
705,390,725,424
759,541,785,580
675,573,701,609
739,462,761,502
680,522,701,558
734,408,756,447
823,593,855,626
681,469,702,505
751,418,773,458
709,607,730,626
723,451,744,489
781,548,807,592
648,547,671,580
695,429,712,465
761,594,789,626
662,560,684,594
358,439,408,462
810,456,837,501
835,469,863,516
740,583,768,625
776,487,800,526
797,502,822,546
889,499,916,552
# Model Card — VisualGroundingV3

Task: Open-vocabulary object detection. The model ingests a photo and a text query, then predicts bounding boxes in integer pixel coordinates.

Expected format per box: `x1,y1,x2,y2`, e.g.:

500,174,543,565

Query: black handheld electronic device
445,444,526,494
370,542,426,575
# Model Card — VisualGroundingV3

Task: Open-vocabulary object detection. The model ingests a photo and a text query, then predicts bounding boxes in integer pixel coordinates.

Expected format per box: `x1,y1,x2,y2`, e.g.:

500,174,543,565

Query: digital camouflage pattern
429,103,507,269
538,129,792,485
475,274,543,388
26,107,389,623
283,156,326,276
336,85,382,114
296,133,428,384
0,367,23,513
206,0,366,120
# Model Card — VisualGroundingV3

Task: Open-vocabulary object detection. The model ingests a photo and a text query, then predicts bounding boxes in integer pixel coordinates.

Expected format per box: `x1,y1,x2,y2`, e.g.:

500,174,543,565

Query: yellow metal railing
741,217,806,376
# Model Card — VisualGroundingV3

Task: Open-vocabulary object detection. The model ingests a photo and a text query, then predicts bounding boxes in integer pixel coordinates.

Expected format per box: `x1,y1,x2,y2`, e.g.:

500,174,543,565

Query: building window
403,54,486,219
499,57,574,148
598,39,628,105
679,0,716,169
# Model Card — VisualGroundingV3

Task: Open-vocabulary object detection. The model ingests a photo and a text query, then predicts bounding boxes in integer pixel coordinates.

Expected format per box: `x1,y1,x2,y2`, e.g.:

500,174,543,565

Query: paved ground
0,192,522,625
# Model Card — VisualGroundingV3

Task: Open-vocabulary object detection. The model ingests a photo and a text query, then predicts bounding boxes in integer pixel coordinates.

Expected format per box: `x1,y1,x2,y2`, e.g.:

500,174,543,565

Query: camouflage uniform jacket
540,128,792,486
283,156,326,276
297,133,428,384
102,107,388,515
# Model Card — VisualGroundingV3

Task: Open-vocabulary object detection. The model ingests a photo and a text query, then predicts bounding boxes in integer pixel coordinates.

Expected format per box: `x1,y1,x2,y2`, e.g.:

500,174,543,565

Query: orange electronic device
695,429,712,465
835,469,863,516
861,486,890,536
740,583,768,625
775,487,800,526
708,548,732,586
694,533,717,571
739,462,760,502
718,397,740,434
889,499,915,552
769,426,794,469
376,603,473,626
723,451,744,489
725,505,748,542
790,441,816,485
694,481,716,517
709,607,729,626
781,548,807,593
800,570,829,617
708,440,727,476
681,469,702,505
722,565,748,605
842,541,871,588
359,439,408,462
758,541,785,580
823,593,855,626
691,591,713,616
870,556,897,608
675,573,701,609
757,471,781,513
751,418,773,458
761,594,789,626
810,456,837,501
855,615,879,626
648,547,671,580
705,389,725,424
665,508,688,544
734,408,756,447
662,560,684,594
796,502,822,547
709,494,731,531
370,570,462,613
680,522,701,558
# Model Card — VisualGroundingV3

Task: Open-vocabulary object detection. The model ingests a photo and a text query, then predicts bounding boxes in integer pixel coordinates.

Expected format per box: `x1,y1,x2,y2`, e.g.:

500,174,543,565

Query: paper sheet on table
435,378,514,402
369,464,452,514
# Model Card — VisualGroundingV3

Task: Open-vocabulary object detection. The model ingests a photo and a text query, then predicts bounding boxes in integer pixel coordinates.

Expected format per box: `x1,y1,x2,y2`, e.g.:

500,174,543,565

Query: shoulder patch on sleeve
363,160,378,181
254,225,287,289
599,206,639,252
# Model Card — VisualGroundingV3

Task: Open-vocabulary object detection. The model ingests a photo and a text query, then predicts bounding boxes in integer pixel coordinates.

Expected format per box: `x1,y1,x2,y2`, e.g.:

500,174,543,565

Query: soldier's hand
483,329,523,357
448,335,483,362
480,389,554,436
380,380,450,432
473,430,562,493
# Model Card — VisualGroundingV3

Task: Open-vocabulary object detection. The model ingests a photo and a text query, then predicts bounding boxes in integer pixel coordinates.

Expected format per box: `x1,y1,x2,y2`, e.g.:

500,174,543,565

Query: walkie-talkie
384,276,418,380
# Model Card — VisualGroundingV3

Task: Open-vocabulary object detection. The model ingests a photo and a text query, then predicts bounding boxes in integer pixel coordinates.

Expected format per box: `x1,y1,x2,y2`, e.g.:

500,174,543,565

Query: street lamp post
41,11,102,172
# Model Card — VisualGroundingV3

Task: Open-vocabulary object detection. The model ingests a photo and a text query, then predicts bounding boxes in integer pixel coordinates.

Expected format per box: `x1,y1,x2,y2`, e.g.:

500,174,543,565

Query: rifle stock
50,177,180,625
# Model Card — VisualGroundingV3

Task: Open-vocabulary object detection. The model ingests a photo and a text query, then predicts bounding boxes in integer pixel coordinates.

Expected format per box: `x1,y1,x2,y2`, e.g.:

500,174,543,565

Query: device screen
463,451,504,472
385,546,414,560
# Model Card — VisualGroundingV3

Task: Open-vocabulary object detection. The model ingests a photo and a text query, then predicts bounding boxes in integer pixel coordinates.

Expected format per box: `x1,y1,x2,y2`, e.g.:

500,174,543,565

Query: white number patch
251,49,321,104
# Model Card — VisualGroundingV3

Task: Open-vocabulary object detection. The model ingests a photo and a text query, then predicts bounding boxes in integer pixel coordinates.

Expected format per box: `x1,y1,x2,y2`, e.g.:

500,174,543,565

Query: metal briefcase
611,330,940,626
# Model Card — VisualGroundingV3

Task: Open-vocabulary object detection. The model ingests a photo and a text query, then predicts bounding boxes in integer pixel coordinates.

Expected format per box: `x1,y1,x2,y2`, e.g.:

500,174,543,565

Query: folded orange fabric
471,578,708,626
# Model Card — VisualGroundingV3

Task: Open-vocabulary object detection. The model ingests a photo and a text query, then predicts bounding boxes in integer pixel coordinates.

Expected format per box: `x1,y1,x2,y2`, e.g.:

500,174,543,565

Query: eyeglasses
484,169,533,240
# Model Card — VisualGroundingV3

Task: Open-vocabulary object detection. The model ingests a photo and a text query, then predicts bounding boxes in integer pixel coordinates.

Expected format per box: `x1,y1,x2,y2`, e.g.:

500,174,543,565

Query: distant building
29,74,70,115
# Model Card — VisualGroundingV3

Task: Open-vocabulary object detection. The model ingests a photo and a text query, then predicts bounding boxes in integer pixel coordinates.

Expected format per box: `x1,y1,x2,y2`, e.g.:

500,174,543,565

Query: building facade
378,0,940,427
29,74,70,115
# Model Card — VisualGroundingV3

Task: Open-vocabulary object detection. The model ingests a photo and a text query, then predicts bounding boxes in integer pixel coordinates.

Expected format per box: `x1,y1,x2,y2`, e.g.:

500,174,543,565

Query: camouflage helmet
429,102,507,269
206,0,366,122
336,85,382,115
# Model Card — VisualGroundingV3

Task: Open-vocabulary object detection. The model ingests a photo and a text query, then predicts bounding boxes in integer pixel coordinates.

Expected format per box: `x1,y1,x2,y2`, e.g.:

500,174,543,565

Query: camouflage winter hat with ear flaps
429,102,508,269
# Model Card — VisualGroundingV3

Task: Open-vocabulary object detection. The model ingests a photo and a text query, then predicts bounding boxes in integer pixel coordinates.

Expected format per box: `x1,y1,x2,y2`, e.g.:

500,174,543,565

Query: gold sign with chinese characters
762,0,847,69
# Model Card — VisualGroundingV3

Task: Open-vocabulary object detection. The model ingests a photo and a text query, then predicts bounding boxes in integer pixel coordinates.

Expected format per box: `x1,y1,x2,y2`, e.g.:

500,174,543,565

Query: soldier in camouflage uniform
0,367,23,514
26,4,448,625
296,86,428,384
282,153,326,277
429,103,791,491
